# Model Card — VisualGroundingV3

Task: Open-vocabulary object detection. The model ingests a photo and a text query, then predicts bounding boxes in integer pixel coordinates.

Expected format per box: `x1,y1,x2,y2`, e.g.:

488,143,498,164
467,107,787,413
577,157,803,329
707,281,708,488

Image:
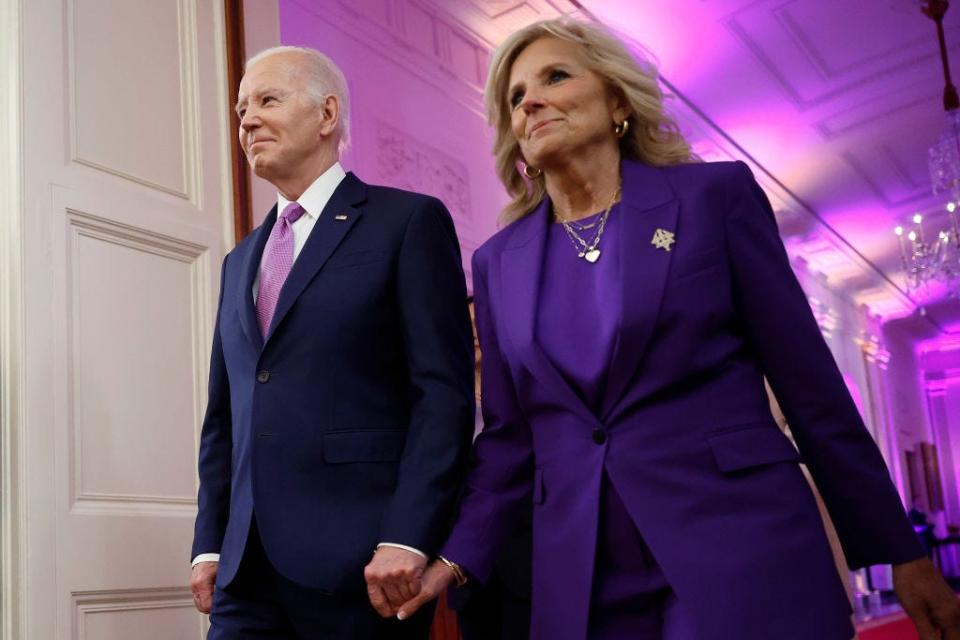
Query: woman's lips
529,119,557,136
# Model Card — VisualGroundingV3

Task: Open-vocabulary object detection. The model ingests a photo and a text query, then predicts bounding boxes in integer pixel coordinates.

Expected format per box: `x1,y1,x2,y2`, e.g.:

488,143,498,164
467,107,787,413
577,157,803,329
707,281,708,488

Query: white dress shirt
192,162,424,566
251,161,347,301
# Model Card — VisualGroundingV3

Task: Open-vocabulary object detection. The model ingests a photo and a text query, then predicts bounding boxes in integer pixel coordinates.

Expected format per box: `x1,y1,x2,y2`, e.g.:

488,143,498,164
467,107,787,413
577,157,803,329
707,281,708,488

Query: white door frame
0,0,26,639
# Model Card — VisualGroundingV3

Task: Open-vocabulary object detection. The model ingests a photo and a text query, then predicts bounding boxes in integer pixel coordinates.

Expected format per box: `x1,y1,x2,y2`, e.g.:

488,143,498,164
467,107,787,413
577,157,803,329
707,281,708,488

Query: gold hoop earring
614,119,630,138
523,164,542,179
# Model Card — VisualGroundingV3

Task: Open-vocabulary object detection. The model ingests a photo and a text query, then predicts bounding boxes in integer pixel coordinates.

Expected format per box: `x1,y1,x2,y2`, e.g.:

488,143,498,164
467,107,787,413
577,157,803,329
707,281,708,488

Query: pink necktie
256,202,306,338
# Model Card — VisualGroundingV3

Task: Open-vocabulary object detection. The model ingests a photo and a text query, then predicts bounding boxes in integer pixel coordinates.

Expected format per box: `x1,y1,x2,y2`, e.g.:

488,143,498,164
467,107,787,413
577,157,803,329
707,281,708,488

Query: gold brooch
651,228,675,251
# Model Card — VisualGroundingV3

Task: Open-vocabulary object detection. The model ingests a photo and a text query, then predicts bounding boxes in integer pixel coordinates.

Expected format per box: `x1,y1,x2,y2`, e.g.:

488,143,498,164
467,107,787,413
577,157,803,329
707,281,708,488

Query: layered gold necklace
553,181,622,264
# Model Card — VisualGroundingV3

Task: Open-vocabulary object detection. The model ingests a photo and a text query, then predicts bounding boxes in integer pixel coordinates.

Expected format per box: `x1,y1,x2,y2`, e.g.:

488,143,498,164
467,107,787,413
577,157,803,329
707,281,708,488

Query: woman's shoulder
658,159,753,185
473,209,540,266
649,160,759,208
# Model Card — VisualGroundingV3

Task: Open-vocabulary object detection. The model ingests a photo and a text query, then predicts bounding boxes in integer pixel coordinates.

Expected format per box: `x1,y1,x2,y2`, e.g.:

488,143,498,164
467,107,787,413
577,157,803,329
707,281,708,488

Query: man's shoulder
228,224,263,261
362,182,444,213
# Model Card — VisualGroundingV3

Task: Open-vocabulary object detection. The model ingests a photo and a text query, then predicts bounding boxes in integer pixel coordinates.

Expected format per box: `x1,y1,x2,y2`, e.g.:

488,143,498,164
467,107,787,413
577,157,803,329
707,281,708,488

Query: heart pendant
584,249,601,263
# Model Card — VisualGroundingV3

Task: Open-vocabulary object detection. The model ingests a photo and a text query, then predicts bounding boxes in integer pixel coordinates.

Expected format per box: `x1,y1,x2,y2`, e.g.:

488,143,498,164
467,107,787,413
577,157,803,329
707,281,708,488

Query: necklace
554,182,621,263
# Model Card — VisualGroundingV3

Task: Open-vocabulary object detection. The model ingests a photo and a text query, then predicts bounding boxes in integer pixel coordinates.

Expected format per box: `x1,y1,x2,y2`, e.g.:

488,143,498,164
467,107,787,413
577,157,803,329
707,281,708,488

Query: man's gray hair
246,46,351,152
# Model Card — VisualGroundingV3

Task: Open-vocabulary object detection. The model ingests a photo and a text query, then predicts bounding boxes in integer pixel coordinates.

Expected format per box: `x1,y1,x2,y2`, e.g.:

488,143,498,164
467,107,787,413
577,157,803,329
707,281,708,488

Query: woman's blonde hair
486,19,696,224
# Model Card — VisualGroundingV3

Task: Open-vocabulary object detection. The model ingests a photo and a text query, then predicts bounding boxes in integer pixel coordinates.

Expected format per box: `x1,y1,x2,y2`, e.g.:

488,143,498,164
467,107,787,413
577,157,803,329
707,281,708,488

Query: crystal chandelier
894,0,960,298
894,209,960,297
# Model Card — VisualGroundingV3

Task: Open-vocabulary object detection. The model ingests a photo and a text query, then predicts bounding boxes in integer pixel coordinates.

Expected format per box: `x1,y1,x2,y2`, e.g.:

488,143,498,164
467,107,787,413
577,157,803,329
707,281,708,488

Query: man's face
235,53,324,183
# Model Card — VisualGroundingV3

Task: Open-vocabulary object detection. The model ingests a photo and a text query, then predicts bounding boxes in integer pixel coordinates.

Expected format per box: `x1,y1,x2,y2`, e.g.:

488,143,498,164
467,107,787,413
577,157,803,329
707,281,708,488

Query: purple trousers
589,475,696,639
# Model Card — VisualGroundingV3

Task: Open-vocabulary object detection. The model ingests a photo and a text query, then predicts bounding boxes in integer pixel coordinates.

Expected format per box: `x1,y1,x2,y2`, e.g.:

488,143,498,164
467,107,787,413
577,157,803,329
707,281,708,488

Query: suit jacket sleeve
723,161,924,568
191,253,233,560
440,248,535,584
378,198,476,554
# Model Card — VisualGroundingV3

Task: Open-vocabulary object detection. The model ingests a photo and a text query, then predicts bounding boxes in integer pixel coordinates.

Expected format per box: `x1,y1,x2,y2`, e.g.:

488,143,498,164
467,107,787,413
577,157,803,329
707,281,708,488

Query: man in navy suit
189,45,475,639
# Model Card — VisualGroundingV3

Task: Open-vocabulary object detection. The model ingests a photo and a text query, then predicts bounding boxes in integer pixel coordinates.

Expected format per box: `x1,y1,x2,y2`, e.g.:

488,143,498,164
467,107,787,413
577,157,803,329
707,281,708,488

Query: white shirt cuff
191,553,220,567
376,542,427,559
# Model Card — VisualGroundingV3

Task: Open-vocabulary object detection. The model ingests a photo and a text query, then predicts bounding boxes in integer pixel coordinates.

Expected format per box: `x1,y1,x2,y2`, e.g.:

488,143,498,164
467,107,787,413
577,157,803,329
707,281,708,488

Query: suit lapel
237,205,276,352
500,200,599,427
600,160,679,421
263,172,366,344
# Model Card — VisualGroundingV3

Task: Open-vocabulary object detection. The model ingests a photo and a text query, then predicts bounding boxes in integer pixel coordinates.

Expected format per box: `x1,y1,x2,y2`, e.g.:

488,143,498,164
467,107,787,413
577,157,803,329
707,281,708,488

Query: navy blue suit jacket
192,172,475,593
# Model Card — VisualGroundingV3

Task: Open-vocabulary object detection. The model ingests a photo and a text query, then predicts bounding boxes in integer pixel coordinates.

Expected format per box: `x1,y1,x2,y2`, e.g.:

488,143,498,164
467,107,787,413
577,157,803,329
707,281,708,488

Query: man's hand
396,559,456,621
894,556,960,639
190,561,218,614
364,547,427,618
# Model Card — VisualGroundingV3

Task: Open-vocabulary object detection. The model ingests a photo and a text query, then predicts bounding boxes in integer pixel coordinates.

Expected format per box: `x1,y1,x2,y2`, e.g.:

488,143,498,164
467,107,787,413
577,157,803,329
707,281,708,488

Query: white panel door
13,0,231,637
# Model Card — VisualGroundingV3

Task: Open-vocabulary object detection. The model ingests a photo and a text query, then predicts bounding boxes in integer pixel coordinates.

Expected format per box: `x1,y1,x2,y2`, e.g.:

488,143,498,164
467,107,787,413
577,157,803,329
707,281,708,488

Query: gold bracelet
436,555,468,587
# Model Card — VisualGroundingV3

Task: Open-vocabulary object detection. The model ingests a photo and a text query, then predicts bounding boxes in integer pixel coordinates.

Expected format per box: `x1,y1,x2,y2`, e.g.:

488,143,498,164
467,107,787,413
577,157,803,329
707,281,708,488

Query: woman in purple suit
394,19,960,639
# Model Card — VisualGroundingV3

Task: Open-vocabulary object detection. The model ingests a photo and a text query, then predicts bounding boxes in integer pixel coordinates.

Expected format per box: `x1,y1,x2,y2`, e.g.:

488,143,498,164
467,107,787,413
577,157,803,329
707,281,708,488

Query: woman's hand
894,557,960,639
396,559,457,621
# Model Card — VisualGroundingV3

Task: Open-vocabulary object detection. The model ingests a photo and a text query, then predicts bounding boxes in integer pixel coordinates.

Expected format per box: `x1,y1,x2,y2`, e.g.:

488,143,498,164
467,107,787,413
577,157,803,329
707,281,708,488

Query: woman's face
507,36,623,170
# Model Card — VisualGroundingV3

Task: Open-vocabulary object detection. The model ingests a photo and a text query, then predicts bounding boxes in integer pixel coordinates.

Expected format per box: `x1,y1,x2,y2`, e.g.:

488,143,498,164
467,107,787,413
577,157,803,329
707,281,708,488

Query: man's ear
318,94,340,138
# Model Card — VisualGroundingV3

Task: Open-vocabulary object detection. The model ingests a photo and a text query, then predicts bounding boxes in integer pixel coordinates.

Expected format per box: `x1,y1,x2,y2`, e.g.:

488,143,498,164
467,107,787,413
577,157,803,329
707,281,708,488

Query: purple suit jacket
442,160,923,639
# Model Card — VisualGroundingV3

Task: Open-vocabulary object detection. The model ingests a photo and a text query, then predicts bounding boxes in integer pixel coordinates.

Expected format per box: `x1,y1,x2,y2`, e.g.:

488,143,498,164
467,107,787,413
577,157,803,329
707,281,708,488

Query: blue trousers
207,519,435,640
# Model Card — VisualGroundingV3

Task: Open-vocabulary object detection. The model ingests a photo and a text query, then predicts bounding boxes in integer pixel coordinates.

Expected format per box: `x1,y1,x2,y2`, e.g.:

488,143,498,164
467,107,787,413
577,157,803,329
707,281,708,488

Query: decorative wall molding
286,0,488,117
66,0,203,204
723,1,960,111
856,330,891,368
375,120,474,226
842,147,929,209
774,1,925,81
62,208,210,517
72,587,199,640
808,295,840,338
813,84,938,141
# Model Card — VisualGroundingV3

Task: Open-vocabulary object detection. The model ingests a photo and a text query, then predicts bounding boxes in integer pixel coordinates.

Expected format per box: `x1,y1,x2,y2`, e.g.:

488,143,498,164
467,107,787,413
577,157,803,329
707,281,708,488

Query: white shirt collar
276,161,347,221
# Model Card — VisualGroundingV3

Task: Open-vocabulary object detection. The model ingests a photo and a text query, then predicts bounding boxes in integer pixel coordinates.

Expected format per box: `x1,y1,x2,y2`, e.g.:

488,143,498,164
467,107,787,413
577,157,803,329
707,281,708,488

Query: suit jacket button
256,370,270,383
592,429,606,445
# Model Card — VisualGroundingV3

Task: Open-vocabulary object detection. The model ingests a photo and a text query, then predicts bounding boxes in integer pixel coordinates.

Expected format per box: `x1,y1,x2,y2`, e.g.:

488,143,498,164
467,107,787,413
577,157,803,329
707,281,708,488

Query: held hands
894,557,960,639
395,559,459,620
364,552,463,620
190,561,218,613
364,547,427,618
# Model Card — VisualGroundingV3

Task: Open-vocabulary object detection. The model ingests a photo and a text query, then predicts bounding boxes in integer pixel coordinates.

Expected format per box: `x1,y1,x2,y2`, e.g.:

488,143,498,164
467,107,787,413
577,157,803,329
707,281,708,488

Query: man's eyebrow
234,87,287,113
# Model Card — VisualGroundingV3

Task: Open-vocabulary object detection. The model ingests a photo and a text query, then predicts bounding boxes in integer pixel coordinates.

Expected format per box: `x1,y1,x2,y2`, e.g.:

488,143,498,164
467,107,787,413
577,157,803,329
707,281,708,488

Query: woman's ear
608,90,630,126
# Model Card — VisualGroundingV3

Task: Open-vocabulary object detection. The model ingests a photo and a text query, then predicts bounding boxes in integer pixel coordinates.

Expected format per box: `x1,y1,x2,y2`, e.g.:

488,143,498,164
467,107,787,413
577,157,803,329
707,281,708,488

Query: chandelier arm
937,13,960,109
925,1,960,110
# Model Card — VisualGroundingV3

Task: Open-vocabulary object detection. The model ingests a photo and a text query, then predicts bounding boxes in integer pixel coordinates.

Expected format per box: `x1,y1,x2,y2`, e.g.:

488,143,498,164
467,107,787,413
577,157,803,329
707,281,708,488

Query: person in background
394,18,960,640
189,45,475,639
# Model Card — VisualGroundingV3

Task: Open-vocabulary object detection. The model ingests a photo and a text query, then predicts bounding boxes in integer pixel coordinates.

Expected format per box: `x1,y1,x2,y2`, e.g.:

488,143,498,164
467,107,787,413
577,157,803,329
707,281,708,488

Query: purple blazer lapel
499,200,600,427
600,160,679,421
237,207,276,352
